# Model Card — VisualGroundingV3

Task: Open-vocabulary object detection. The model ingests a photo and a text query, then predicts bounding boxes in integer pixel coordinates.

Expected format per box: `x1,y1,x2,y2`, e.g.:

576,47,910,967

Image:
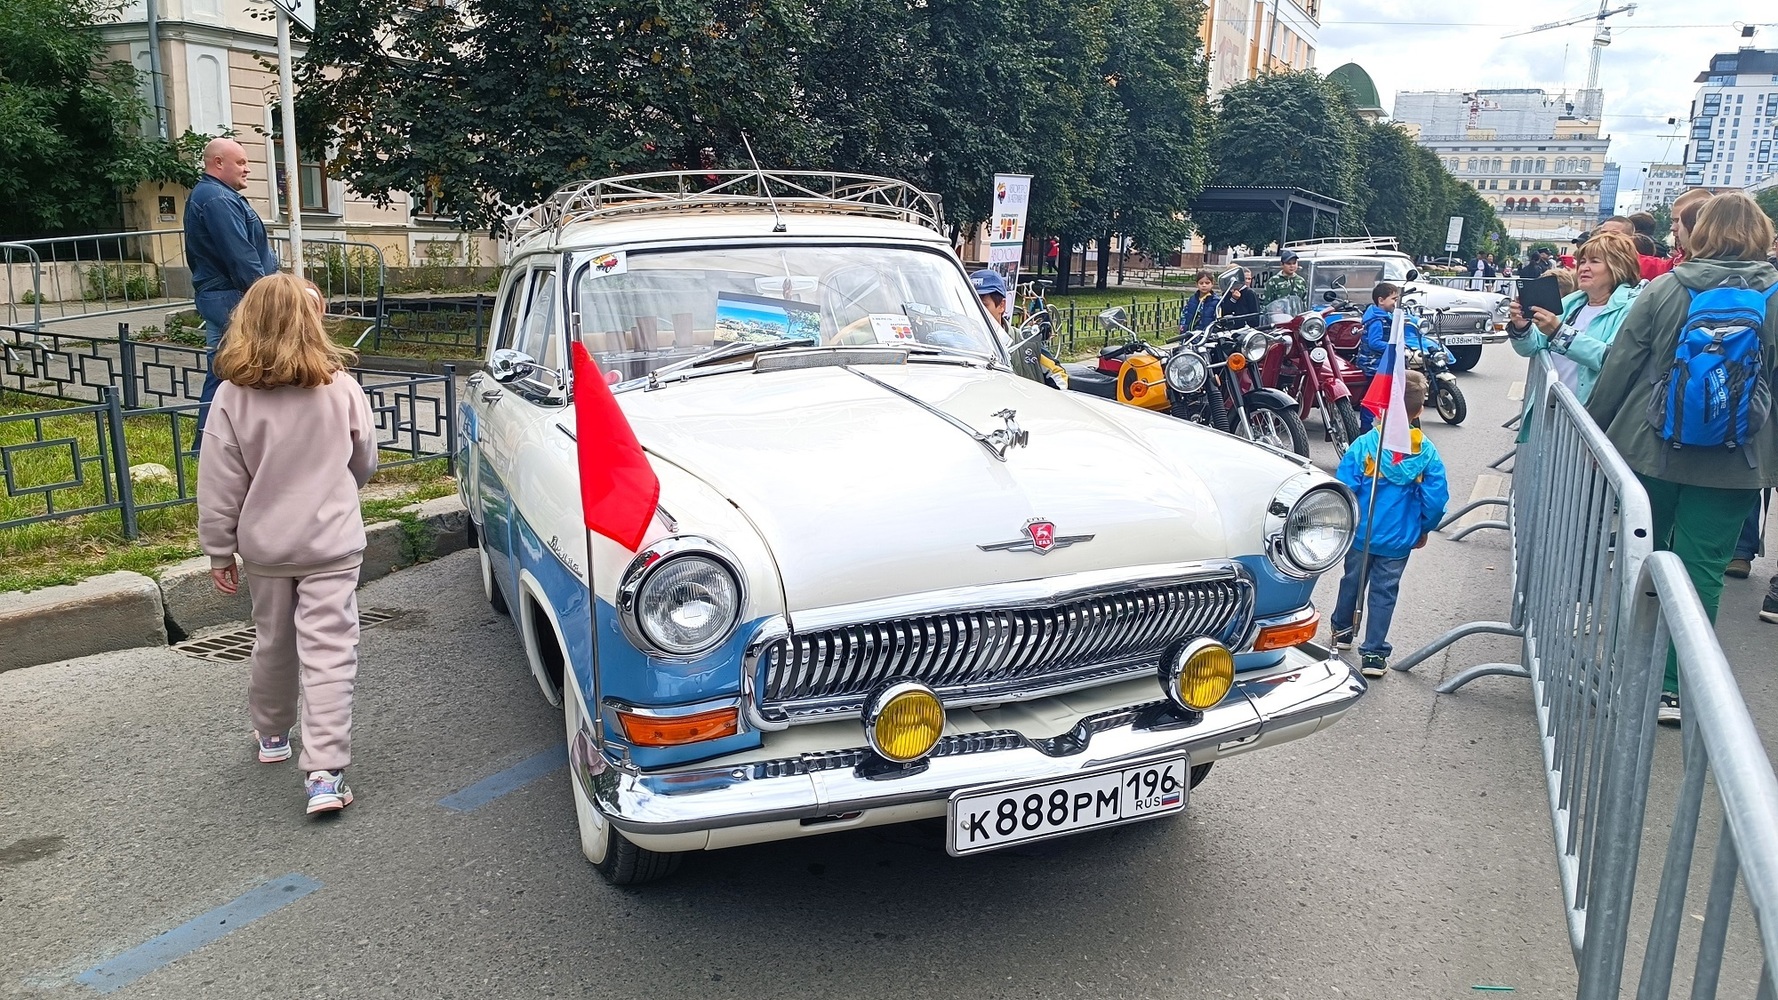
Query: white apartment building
1683,48,1778,190
1638,163,1687,211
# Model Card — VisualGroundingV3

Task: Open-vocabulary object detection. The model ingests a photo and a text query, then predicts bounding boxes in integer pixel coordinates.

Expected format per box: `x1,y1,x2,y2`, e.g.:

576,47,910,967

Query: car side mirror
1406,268,1421,282
489,348,537,384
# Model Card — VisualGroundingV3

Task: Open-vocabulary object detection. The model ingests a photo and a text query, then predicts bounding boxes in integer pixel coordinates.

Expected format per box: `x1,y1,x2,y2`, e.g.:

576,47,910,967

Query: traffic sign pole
276,6,305,279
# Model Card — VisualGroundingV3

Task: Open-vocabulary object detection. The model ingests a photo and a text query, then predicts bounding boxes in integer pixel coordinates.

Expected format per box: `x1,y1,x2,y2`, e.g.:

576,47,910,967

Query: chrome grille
757,574,1251,722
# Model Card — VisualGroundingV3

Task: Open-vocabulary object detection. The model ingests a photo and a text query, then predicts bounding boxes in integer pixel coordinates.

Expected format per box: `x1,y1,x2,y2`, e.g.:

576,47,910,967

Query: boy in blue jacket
1356,281,1399,375
1330,370,1450,678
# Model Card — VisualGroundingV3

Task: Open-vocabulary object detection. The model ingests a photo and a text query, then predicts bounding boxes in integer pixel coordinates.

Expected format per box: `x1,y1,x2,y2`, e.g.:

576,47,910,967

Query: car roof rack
505,171,947,242
1283,235,1403,253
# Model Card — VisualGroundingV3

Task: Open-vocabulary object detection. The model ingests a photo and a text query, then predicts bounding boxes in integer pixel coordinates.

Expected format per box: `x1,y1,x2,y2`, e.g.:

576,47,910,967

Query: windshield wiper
649,338,817,381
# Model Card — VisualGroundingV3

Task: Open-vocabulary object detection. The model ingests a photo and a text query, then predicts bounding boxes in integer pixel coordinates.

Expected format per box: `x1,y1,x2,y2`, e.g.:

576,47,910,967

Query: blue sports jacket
184,174,277,295
1335,427,1450,559
1179,291,1222,332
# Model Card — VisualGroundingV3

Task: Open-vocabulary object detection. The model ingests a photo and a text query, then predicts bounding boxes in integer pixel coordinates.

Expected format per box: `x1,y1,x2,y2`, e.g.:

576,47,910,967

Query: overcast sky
1315,1,1769,209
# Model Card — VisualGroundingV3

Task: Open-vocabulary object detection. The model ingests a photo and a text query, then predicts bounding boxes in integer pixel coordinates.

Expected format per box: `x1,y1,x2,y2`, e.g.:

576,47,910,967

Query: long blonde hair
213,274,355,388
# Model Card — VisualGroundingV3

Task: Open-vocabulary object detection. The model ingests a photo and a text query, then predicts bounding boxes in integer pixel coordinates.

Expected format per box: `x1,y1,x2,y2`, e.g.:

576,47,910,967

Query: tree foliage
0,0,198,235
296,0,1213,251
1757,187,1778,230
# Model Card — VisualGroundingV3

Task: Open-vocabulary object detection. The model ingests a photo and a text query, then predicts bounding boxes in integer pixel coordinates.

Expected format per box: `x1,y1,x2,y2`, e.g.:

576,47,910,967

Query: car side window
514,268,561,372
491,263,531,354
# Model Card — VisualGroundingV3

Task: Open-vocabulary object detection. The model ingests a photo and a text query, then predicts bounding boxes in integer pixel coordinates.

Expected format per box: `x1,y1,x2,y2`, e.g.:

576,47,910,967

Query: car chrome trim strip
583,649,1365,837
751,562,1255,724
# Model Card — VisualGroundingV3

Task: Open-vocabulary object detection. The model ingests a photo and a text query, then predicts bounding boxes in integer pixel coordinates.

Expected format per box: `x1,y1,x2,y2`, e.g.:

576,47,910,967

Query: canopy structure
1188,186,1348,249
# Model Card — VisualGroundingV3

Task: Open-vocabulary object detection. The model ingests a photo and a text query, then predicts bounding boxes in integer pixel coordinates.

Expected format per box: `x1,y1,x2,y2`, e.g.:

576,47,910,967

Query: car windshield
571,244,1000,382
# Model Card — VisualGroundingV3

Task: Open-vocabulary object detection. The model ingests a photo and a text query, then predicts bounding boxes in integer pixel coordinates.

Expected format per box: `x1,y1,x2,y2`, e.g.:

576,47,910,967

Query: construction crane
1503,2,1637,91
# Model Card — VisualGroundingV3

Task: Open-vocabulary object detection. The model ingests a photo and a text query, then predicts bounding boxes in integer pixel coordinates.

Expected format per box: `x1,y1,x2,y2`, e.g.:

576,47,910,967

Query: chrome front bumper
574,643,1365,847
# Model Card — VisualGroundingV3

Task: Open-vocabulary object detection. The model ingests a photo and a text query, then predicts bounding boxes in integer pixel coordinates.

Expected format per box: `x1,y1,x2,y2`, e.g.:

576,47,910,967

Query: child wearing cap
1262,251,1307,305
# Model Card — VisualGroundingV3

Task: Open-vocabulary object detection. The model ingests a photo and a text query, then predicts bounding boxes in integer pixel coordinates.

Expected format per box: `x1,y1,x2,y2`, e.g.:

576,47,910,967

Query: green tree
1756,187,1778,229
0,0,195,234
1196,70,1359,252
297,0,818,233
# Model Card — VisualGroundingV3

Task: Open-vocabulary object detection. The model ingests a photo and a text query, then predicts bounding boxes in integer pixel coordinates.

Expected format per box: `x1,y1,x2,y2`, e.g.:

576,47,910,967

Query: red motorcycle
1257,296,1364,455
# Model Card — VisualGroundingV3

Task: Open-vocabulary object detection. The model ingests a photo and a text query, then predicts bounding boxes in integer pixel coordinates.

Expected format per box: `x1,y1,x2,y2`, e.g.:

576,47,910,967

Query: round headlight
1309,346,1328,364
1162,638,1235,712
865,682,945,762
1299,315,1326,342
624,550,743,657
1241,330,1271,360
1285,487,1356,574
1165,350,1208,394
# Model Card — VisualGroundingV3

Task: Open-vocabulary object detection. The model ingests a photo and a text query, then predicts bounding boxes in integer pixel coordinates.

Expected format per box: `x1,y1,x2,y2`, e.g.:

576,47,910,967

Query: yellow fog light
864,682,945,763
1163,638,1235,712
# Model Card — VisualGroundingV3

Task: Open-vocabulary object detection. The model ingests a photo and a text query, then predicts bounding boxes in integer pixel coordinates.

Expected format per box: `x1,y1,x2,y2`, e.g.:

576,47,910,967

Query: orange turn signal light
1129,381,1149,397
1226,352,1248,372
615,706,740,747
1253,611,1320,651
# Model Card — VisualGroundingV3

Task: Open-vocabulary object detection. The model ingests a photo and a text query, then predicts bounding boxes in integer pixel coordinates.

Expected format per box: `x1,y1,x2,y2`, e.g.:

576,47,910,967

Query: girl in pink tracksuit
198,273,378,815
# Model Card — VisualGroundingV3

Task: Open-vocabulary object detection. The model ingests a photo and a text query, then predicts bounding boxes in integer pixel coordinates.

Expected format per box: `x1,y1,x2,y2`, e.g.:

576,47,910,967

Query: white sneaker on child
305,770,353,814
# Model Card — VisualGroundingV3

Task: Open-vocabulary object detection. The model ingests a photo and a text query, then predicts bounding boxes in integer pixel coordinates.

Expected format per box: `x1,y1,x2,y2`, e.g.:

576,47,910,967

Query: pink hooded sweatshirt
198,372,379,577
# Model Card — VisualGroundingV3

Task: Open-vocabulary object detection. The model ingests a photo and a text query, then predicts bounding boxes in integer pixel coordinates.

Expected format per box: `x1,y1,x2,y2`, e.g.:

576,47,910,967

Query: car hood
619,360,1293,611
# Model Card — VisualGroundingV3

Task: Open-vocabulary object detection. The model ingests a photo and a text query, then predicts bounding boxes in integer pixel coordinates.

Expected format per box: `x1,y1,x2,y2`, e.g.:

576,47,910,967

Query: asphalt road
4,342,1772,999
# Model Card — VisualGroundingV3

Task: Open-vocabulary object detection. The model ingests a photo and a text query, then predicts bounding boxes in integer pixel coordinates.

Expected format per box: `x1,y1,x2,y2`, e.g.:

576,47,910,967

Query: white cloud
1314,0,1766,205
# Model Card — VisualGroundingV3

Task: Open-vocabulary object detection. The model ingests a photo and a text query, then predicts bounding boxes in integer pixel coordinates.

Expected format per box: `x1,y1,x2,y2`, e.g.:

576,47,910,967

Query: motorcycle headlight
618,539,744,658
1266,477,1357,579
1165,350,1208,394
1241,330,1271,361
1299,315,1326,342
1309,347,1328,364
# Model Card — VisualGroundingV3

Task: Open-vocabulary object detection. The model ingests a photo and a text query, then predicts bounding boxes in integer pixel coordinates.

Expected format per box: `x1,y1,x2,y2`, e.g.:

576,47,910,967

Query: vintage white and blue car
458,172,1366,884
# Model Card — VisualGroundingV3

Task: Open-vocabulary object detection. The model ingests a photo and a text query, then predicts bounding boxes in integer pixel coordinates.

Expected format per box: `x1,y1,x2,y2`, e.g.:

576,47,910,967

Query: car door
467,259,543,606
477,262,565,607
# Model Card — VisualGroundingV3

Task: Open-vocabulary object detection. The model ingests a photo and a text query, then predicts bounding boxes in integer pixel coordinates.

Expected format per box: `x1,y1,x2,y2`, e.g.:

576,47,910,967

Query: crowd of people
1506,190,1778,725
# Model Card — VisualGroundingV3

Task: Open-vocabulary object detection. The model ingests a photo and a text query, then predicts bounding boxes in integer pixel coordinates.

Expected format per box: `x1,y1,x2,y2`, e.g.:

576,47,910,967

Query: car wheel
480,538,510,615
1436,380,1468,425
565,672,683,885
1189,762,1214,789
1448,345,1482,372
1244,401,1311,457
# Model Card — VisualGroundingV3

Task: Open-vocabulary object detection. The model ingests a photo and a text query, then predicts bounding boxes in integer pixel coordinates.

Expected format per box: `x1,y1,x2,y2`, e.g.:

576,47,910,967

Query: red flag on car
569,342,659,551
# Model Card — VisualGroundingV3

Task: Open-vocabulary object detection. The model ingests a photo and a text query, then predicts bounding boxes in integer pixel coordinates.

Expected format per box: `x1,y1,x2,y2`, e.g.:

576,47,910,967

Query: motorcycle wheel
1244,400,1311,457
1329,397,1362,456
1449,345,1483,372
1436,380,1468,425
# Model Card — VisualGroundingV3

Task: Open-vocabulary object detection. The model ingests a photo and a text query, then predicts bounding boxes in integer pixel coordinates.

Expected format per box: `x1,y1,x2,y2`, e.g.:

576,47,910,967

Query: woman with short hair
1506,230,1642,409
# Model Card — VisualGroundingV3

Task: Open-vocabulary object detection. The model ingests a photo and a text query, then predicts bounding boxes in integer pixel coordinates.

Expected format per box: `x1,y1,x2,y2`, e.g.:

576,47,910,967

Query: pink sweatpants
245,565,361,772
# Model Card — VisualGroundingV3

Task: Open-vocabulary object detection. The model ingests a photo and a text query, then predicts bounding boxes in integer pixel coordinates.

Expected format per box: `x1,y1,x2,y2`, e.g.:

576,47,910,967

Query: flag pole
1352,305,1405,644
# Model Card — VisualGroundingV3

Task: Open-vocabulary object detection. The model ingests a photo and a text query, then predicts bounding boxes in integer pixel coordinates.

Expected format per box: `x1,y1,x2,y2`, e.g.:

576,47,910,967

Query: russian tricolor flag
1360,307,1415,458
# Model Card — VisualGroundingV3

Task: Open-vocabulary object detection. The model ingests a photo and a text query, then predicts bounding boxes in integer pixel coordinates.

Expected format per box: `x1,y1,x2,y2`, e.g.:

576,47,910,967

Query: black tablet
1518,274,1565,319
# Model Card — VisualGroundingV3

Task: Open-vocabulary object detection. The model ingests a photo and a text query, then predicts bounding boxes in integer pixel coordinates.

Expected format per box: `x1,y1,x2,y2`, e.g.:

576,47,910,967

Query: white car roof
513,212,953,256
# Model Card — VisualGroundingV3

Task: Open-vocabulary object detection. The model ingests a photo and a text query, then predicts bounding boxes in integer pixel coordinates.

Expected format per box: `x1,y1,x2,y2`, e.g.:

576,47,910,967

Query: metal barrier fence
1393,351,1778,997
2,323,457,537
367,294,492,356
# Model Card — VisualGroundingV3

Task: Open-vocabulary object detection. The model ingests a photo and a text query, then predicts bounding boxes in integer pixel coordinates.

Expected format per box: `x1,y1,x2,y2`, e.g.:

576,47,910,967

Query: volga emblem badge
978,518,1093,556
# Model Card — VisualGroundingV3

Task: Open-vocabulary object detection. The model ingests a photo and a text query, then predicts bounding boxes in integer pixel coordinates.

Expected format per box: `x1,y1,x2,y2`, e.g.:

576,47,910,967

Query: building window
1467,157,1477,171
271,140,329,214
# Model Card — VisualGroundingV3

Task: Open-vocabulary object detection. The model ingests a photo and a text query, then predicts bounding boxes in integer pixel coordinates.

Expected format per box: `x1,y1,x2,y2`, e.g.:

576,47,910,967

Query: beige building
1201,0,1320,94
97,0,495,270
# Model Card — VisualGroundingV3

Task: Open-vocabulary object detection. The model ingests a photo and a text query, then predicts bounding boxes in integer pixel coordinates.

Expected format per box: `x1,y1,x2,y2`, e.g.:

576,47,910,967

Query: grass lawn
0,390,455,592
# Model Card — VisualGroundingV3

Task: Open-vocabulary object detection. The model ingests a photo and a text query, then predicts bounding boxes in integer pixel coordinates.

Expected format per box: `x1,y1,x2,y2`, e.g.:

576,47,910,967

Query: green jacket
1261,271,1307,306
1584,259,1778,490
1510,283,1638,443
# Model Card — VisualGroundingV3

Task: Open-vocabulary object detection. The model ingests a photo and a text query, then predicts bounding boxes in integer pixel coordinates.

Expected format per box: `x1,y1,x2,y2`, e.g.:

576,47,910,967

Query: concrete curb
1,495,470,672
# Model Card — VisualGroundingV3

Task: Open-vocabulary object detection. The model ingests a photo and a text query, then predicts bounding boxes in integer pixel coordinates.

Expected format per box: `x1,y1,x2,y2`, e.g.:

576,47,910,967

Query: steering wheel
829,315,880,346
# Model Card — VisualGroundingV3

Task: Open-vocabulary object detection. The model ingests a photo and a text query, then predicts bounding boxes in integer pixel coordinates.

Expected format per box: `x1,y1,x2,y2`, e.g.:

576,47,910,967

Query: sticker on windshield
868,314,916,343
588,251,626,277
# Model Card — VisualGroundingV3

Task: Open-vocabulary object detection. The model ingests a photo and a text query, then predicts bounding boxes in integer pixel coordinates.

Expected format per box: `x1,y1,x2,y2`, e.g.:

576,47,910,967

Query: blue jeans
1733,490,1767,561
1330,547,1409,657
193,288,243,450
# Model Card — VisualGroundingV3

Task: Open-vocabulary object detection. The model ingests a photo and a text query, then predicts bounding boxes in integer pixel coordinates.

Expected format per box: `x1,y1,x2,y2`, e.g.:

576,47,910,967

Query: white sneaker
1657,693,1682,727
255,730,292,763
305,770,354,814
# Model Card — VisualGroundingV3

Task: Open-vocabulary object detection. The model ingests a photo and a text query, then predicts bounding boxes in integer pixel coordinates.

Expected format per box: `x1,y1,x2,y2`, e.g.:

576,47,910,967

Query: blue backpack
1647,280,1777,461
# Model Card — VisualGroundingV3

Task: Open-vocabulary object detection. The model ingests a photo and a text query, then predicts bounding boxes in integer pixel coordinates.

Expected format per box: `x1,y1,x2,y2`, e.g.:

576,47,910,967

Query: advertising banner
986,173,1033,318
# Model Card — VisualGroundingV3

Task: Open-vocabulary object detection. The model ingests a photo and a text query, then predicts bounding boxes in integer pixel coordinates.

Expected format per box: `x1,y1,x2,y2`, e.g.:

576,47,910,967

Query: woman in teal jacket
1505,231,1642,441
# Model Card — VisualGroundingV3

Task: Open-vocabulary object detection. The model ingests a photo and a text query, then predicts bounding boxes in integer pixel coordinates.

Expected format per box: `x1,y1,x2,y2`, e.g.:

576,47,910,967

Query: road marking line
1507,381,1525,402
76,874,323,994
438,745,567,812
1453,474,1508,532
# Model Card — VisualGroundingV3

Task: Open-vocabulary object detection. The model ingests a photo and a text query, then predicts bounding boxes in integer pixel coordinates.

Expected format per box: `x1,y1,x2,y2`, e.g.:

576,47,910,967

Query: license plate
947,757,1188,855
1441,334,1483,346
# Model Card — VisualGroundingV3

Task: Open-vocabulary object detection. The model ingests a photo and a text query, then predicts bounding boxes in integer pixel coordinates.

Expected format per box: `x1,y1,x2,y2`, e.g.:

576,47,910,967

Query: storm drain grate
173,608,406,663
